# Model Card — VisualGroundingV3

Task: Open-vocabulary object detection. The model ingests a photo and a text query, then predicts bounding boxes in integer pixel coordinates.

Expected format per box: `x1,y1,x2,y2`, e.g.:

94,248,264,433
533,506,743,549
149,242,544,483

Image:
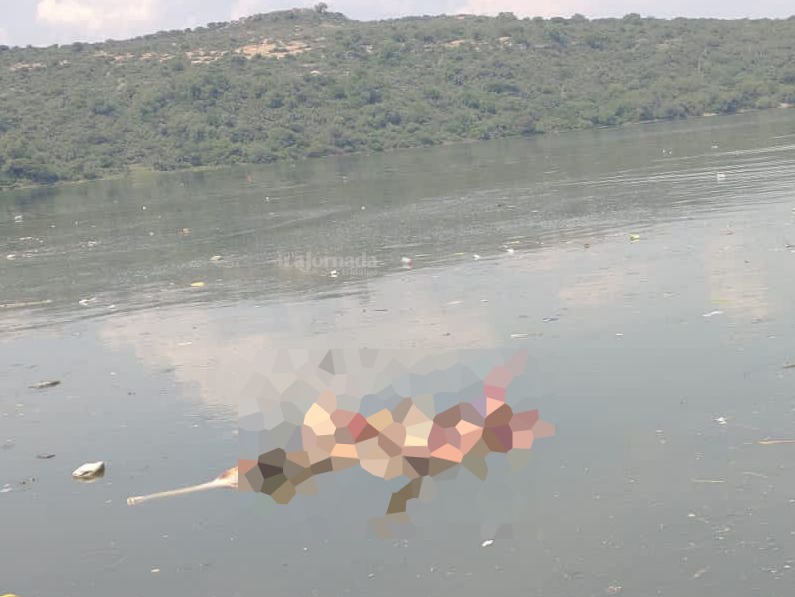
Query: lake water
1,110,795,597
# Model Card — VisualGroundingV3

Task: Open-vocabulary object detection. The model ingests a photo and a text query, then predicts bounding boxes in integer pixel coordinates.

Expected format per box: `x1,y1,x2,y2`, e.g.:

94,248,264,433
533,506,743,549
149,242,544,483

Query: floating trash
702,310,724,318
127,466,238,506
629,234,641,242
481,539,495,548
472,254,481,260
714,416,728,425
329,270,339,278
210,255,223,262
37,453,56,459
29,380,60,390
401,256,413,266
78,297,97,306
72,461,105,480
189,281,205,288
14,215,23,223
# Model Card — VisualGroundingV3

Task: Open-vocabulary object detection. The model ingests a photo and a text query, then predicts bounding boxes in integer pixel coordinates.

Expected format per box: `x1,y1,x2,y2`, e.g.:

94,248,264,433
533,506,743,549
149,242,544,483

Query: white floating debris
72,461,105,480
210,255,223,262
510,333,530,339
714,416,728,425
190,281,205,288
472,254,481,260
505,247,515,254
78,297,97,306
329,270,339,278
29,380,60,390
446,300,463,306
481,539,494,548
361,205,366,210
605,586,623,595
150,568,161,574
6,254,16,261
401,256,413,266
629,234,641,242
702,310,724,318
716,173,726,181
14,215,23,223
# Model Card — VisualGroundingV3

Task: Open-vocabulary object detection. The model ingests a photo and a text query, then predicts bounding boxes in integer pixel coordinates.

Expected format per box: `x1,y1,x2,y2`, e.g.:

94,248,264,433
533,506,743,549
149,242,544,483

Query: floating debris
757,439,795,445
72,461,105,480
783,363,795,370
702,310,724,318
29,380,60,390
6,254,16,261
481,539,495,548
510,333,530,339
329,270,339,278
210,255,223,262
37,453,56,459
189,281,205,288
14,215,23,223
541,316,559,323
0,299,53,310
472,254,481,260
127,466,238,506
401,256,413,266
150,568,161,574
78,297,98,306
692,566,709,579
714,416,728,425
691,478,725,484
605,586,623,595
629,234,641,242
716,173,726,181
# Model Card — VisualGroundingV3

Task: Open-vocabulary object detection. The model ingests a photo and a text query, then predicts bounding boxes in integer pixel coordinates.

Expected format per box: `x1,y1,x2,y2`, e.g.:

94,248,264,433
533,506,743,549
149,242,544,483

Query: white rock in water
72,461,105,479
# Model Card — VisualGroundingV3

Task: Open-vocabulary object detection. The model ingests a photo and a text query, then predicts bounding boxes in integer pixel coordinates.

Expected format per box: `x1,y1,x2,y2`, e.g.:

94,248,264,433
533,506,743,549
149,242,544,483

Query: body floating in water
128,350,554,514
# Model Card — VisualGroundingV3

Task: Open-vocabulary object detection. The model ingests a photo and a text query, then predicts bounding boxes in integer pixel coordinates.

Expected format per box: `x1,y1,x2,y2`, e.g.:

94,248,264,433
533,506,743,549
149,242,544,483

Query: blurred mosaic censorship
238,350,554,515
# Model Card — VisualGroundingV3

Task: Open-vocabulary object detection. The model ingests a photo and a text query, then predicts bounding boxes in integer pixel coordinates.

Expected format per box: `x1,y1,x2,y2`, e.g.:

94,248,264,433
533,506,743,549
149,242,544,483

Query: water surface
2,110,795,597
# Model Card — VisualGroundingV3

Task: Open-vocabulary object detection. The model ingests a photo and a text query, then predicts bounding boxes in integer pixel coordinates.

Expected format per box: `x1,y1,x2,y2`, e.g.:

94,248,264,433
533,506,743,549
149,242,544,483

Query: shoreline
1,104,791,195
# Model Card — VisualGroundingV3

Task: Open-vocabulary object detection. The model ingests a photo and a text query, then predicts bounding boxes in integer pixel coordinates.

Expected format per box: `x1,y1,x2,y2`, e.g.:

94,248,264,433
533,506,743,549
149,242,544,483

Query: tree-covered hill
1,7,794,188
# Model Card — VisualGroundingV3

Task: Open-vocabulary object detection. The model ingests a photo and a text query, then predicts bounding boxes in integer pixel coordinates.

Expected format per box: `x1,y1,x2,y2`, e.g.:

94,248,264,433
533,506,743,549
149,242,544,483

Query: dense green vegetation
1,7,795,188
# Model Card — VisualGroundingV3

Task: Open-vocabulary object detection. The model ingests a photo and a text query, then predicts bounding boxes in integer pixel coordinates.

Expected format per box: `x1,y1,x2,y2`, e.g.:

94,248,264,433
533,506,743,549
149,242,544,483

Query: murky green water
2,110,795,597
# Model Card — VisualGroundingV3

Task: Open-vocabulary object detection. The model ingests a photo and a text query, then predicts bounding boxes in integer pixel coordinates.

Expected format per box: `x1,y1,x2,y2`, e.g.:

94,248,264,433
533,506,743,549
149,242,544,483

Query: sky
0,0,793,47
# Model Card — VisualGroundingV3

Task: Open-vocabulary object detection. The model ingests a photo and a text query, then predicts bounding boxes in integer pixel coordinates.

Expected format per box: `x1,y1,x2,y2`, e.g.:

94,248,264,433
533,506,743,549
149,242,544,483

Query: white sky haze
1,0,793,47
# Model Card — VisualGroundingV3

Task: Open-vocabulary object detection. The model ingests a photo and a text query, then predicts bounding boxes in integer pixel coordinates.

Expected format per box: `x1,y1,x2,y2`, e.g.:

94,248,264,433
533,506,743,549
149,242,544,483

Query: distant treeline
1,7,795,188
